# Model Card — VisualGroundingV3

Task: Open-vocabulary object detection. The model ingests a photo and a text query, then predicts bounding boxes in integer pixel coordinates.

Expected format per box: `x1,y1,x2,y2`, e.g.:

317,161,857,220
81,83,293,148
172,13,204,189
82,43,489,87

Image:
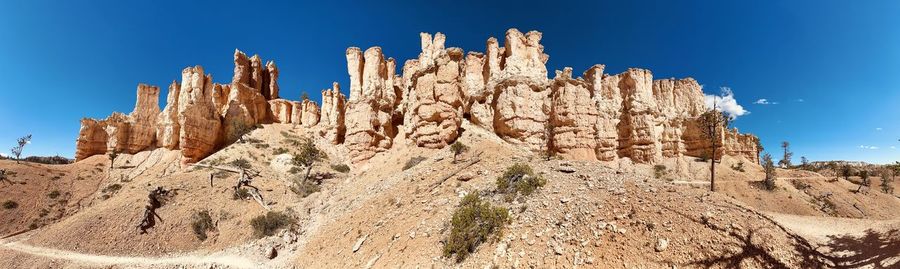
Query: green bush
250,211,297,238
403,157,427,171
496,164,546,201
330,164,350,173
191,210,215,241
443,193,509,262
47,190,60,199
450,141,469,162
102,183,122,193
731,161,746,172
2,200,18,209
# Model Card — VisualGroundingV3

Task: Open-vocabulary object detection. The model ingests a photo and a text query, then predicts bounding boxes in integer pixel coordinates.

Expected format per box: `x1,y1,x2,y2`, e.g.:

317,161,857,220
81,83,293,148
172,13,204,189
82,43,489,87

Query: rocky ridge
76,29,758,165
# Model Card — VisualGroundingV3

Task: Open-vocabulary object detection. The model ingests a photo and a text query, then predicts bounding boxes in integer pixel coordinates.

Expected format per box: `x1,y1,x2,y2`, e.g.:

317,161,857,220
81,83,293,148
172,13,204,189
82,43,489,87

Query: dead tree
10,134,32,164
138,186,170,234
191,163,269,210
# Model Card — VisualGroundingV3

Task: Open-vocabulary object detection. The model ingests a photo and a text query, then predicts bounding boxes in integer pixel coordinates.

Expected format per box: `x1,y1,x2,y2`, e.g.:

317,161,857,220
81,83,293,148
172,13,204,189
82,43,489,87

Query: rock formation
76,29,758,166
319,83,346,144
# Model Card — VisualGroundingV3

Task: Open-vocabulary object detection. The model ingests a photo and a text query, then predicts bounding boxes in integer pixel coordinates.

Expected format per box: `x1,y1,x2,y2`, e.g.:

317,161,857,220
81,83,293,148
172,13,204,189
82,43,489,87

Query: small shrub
791,179,810,190
496,163,546,201
330,164,350,173
653,165,667,179
229,158,252,170
273,148,289,155
403,157,427,171
2,200,18,209
450,141,469,162
290,180,321,198
731,161,745,172
48,190,60,199
763,153,776,191
443,193,509,262
232,188,251,200
102,183,122,193
250,211,297,238
191,210,215,241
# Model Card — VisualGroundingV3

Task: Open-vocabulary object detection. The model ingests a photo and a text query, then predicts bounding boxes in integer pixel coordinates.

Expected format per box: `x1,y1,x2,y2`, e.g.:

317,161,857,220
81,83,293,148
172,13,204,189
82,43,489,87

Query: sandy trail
0,236,259,269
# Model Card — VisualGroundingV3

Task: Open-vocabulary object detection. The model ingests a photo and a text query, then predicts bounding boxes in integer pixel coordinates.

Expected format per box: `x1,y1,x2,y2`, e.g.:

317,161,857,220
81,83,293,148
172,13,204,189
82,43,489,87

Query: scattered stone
266,246,278,259
353,234,368,253
655,238,669,252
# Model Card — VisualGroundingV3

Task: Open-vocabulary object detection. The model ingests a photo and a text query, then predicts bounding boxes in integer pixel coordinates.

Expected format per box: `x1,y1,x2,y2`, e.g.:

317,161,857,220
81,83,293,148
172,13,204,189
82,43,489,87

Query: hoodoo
75,29,758,165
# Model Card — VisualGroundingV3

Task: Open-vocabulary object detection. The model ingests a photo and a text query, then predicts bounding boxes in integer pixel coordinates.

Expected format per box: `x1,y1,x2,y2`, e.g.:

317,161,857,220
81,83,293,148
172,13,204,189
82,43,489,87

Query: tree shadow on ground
660,203,828,268
823,228,900,268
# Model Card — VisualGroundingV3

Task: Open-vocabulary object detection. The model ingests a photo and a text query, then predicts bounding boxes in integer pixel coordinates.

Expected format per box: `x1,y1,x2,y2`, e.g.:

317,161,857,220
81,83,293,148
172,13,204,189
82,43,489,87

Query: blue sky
1,0,898,163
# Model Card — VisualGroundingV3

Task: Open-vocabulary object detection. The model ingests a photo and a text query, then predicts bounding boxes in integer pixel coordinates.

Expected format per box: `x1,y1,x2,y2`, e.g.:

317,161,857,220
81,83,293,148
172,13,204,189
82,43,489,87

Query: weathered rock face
300,99,320,127
268,99,293,124
75,119,108,161
344,47,400,162
177,66,222,164
122,84,161,153
76,29,759,166
405,33,465,148
157,81,181,149
319,83,346,144
549,68,598,160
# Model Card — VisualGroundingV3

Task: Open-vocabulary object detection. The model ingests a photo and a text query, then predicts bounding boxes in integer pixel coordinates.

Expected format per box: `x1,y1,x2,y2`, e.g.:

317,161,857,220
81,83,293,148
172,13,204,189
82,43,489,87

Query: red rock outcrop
177,66,222,164
344,47,400,162
76,30,759,166
549,68,598,160
405,33,465,148
319,83,346,144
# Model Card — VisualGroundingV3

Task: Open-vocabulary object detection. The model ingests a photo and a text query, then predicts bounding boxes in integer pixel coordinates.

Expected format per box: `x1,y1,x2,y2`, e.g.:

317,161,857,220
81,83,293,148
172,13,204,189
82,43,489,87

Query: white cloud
859,145,880,150
754,99,771,105
705,87,748,119
875,127,883,131
0,153,6,157
796,98,805,102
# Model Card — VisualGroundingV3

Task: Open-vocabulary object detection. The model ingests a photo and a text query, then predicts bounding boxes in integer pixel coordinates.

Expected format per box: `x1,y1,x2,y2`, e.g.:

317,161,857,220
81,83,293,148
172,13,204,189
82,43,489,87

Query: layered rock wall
76,29,757,166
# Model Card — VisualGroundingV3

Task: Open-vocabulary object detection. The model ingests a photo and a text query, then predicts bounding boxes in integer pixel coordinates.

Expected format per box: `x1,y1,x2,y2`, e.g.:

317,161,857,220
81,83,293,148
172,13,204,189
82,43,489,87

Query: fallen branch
431,152,483,190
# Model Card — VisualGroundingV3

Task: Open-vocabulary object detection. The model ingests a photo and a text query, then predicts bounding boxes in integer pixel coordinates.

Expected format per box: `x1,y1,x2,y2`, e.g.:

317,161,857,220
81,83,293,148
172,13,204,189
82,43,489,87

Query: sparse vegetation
48,190,60,199
273,147,289,155
857,170,870,193
191,210,215,241
778,141,793,168
228,120,255,144
3,200,18,209
10,134,32,164
881,168,895,194
790,179,810,190
330,164,350,173
289,179,321,198
800,156,810,170
653,165,667,179
229,158,252,170
108,150,119,169
496,163,546,201
442,193,509,262
403,156,426,170
450,141,468,163
249,210,297,238
698,109,730,192
102,183,122,193
763,153,776,191
841,165,854,181
292,136,327,183
232,188,251,200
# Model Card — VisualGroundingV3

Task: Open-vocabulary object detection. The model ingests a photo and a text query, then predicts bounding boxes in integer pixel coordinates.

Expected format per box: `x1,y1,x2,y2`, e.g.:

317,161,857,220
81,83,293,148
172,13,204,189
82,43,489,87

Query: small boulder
266,246,278,259
655,238,669,252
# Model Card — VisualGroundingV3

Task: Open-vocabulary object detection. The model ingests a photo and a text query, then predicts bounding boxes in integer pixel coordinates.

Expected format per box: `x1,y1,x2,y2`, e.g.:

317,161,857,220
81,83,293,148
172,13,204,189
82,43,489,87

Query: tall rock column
177,66,222,164
344,47,399,163
490,29,551,151
319,82,346,144
549,68,598,160
223,50,271,144
122,84,160,153
406,33,465,148
156,81,181,149
652,78,706,158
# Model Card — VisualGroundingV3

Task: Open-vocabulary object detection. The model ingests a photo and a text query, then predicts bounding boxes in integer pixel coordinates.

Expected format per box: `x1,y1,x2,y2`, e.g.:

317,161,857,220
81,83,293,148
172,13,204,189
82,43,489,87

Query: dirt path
0,236,259,269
